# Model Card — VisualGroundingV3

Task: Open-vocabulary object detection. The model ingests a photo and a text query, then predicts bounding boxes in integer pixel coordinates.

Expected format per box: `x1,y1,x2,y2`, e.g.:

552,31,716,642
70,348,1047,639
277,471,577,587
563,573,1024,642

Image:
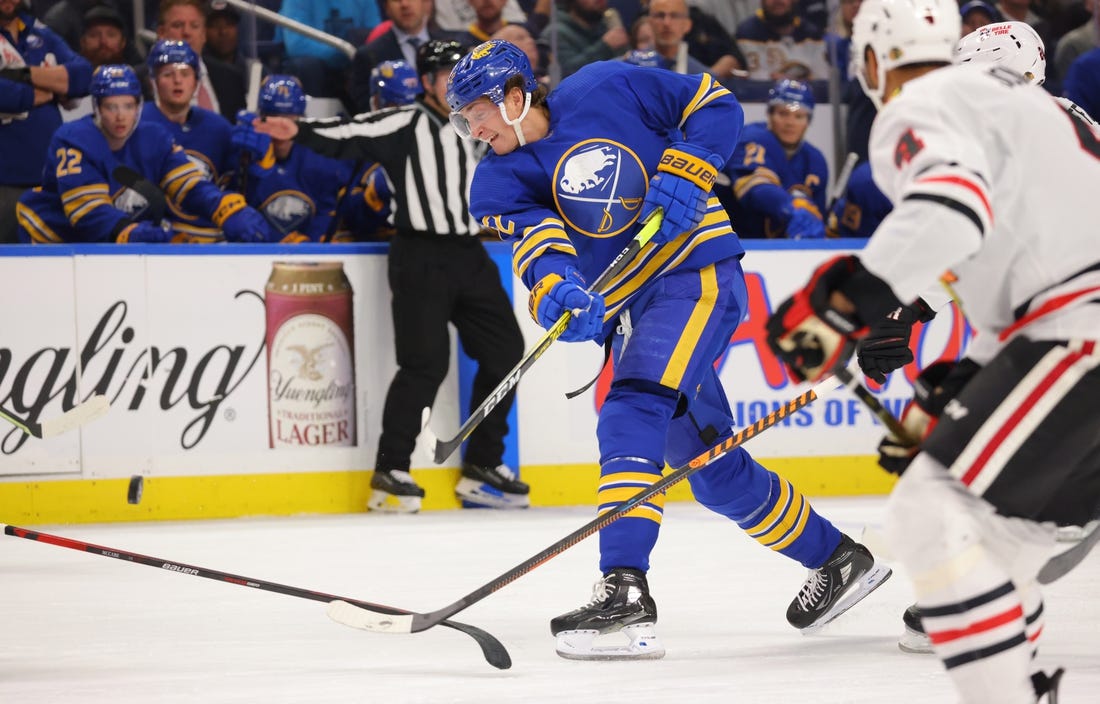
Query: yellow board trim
0,456,896,524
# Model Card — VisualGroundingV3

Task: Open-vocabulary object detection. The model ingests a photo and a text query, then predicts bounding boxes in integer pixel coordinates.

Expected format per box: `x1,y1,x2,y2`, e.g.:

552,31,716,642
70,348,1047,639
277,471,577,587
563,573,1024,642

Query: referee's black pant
375,233,525,472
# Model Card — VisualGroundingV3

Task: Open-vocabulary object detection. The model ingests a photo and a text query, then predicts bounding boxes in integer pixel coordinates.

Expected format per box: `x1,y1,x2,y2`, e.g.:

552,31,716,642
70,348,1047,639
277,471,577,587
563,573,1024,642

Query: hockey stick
430,210,664,464
113,166,167,222
2,523,511,670
329,375,841,634
1038,520,1100,584
0,395,110,439
833,366,916,444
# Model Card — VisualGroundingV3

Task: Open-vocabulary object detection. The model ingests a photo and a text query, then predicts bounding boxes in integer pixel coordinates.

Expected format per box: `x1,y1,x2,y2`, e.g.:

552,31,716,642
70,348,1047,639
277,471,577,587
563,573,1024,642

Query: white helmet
851,0,962,109
954,21,1047,86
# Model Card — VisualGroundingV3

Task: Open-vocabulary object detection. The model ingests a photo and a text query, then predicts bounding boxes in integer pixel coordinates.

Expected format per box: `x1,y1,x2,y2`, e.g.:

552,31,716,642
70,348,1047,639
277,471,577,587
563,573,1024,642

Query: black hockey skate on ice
787,534,892,633
455,463,530,509
1032,667,1065,703
368,470,425,513
551,567,664,660
898,603,933,654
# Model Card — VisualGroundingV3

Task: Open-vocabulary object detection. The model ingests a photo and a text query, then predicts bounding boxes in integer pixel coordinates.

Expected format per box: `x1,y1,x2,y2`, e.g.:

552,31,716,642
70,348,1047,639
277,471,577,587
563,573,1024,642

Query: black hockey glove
877,358,980,475
0,67,32,84
857,298,935,384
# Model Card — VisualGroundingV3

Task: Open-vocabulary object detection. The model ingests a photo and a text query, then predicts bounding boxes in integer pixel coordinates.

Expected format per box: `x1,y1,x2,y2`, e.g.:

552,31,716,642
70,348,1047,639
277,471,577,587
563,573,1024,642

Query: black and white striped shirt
295,101,484,236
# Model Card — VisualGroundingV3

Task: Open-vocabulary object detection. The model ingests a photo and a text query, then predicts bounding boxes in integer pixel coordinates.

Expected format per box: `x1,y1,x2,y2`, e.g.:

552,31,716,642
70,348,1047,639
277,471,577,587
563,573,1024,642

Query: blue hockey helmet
90,64,142,102
623,49,662,68
259,75,307,117
767,78,814,115
446,39,537,113
370,60,423,108
146,39,201,77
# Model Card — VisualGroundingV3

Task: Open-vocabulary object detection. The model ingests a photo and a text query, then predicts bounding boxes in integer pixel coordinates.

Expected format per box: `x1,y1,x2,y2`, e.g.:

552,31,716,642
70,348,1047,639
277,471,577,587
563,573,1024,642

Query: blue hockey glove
118,221,173,244
230,122,275,169
528,267,606,343
640,142,723,245
222,205,275,243
234,109,258,126
785,207,825,239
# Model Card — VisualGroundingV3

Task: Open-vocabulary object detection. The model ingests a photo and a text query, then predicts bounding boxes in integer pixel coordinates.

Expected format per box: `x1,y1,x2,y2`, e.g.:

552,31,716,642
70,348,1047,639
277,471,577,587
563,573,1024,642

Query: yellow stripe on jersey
678,75,732,129
598,470,667,521
660,264,719,389
15,202,63,243
733,167,782,199
160,162,203,203
744,479,811,551
172,221,224,243
511,218,576,280
64,194,112,224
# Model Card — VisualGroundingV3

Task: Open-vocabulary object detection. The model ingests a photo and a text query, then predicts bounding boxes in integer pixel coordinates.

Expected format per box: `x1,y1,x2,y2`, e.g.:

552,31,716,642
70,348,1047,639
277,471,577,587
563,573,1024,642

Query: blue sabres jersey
827,161,891,238
471,61,746,325
16,116,235,243
245,143,355,242
724,121,829,238
142,104,235,242
337,161,394,241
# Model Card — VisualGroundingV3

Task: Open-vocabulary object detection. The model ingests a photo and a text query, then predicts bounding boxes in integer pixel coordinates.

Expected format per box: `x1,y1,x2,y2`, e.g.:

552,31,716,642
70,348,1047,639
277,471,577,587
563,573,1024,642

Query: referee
254,41,527,513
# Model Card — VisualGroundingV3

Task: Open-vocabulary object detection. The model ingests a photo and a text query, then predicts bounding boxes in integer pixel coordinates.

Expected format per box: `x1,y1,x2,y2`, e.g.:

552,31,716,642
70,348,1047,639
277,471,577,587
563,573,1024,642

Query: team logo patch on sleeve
552,139,647,238
894,128,926,168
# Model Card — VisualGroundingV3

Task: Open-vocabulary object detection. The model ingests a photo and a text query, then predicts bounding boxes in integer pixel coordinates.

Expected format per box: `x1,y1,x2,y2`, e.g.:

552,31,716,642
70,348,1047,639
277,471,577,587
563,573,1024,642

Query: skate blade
367,491,421,514
799,563,893,635
455,479,529,509
897,627,933,654
555,623,665,661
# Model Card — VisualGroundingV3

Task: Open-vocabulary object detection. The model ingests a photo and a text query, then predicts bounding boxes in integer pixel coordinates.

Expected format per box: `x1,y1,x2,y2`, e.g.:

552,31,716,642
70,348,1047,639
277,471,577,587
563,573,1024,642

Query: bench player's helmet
954,20,1047,86
851,0,961,109
259,75,307,117
370,60,423,110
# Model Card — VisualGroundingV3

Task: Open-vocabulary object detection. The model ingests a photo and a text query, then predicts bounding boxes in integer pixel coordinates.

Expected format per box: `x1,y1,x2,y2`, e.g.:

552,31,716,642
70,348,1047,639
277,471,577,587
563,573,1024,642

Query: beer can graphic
265,262,357,448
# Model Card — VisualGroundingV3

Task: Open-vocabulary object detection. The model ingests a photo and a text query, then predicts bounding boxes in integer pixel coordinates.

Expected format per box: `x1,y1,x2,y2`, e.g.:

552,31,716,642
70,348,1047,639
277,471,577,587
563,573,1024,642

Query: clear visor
449,100,500,140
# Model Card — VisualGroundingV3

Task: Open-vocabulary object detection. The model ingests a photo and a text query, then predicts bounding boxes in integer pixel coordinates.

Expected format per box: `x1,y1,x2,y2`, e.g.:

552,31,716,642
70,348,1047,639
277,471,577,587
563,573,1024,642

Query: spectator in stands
960,0,1003,36
143,39,237,243
684,4,747,80
16,65,273,244
720,79,828,238
540,0,629,78
824,0,860,82
736,0,829,80
458,0,510,46
1054,0,1098,81
433,0,527,34
0,0,92,243
79,5,133,68
648,0,713,74
155,0,246,121
491,23,547,82
279,0,380,100
204,1,246,74
347,0,452,113
42,0,135,59
687,0,751,39
233,75,357,242
1063,44,1100,117
826,161,890,238
629,13,654,49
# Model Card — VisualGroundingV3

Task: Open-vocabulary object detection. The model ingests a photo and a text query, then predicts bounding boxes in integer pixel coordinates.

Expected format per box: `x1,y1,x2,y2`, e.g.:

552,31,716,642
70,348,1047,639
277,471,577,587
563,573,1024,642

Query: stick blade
38,395,110,439
327,600,415,633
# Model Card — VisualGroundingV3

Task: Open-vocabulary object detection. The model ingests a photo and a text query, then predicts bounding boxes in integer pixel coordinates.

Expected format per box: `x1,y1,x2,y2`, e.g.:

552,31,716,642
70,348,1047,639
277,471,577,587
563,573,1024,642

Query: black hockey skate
550,567,664,660
786,534,892,633
1032,668,1064,704
898,603,933,653
367,470,425,513
455,463,530,509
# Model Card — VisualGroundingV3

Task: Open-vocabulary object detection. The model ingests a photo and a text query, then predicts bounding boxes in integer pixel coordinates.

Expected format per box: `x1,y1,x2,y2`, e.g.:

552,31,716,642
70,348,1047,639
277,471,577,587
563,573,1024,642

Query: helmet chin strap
499,92,532,147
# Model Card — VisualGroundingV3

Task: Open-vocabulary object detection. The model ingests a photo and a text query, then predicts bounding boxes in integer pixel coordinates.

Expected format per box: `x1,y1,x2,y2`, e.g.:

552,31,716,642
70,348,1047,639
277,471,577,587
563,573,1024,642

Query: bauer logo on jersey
261,190,314,235
553,139,647,238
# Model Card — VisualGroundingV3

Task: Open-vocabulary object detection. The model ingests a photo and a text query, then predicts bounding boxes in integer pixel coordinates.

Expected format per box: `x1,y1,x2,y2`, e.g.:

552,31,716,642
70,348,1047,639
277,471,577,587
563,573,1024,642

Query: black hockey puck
127,475,144,504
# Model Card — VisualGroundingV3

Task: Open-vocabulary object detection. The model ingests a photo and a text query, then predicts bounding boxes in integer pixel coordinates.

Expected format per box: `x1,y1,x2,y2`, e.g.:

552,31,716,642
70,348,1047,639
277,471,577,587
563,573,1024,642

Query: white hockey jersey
859,63,1100,363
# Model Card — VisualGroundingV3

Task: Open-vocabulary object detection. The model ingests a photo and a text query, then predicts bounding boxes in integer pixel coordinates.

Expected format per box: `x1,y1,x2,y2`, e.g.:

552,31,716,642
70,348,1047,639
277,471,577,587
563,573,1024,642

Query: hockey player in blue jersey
232,74,355,242
15,64,273,244
722,79,830,239
827,161,891,238
447,40,890,659
142,39,236,243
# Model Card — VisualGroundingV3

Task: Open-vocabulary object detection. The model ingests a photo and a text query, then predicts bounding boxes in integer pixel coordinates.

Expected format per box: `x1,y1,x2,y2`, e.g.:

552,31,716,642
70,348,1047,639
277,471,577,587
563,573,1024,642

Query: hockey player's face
459,98,512,153
154,64,198,109
768,106,810,147
98,96,139,139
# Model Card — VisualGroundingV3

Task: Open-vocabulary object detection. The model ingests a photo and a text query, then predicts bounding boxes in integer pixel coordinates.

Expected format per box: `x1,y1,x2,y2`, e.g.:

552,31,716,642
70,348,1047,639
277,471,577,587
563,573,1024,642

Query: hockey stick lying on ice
0,395,110,439
430,209,664,464
2,524,511,670
835,366,1097,584
329,375,842,634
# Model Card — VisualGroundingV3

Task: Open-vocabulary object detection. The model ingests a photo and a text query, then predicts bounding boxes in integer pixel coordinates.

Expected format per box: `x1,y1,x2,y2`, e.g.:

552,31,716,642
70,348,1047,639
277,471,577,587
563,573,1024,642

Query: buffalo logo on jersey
112,187,151,218
553,140,647,237
261,191,314,235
